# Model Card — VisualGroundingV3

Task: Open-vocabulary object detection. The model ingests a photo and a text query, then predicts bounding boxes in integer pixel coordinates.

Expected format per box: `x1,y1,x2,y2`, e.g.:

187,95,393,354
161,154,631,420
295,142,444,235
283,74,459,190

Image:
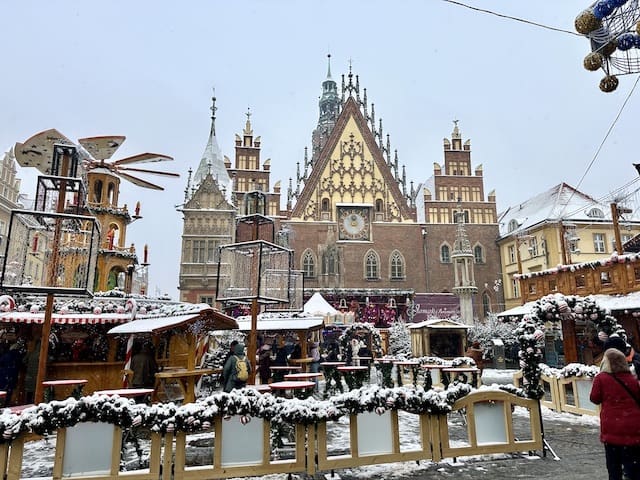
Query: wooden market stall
0,297,236,405
408,318,471,358
108,304,237,403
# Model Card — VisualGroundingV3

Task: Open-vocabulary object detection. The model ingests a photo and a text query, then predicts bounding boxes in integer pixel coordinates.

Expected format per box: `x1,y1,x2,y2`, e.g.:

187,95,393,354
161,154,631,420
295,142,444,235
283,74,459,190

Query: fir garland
338,322,383,357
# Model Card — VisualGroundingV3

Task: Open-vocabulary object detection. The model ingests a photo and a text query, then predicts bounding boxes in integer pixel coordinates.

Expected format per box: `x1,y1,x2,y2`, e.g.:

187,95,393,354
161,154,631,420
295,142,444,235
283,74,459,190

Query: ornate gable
291,97,414,222
184,174,234,211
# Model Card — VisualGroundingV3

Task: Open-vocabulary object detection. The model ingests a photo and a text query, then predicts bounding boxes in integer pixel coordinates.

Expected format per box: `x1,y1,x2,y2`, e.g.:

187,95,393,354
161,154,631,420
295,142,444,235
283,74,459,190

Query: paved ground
323,409,606,480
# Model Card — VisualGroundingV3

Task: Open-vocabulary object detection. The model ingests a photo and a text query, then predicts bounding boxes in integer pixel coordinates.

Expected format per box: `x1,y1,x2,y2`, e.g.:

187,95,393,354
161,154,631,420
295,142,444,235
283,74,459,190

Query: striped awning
0,312,131,325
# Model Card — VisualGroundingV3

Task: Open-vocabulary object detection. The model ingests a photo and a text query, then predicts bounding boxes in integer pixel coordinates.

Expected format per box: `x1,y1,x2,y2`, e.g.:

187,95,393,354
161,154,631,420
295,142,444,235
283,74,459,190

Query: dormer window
587,207,604,218
508,219,520,232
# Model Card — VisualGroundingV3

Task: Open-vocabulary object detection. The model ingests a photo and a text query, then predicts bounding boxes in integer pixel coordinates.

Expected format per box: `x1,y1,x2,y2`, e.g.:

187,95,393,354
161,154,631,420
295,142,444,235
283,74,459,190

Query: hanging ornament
600,74,619,92
575,10,602,33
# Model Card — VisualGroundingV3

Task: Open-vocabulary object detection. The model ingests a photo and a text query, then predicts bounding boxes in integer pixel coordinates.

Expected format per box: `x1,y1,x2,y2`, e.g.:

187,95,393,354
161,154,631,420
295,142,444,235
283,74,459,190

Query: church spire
190,93,232,200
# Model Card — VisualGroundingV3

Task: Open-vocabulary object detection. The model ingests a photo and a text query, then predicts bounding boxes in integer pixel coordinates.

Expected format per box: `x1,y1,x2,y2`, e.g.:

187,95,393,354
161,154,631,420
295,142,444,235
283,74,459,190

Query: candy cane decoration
122,299,138,387
0,295,16,312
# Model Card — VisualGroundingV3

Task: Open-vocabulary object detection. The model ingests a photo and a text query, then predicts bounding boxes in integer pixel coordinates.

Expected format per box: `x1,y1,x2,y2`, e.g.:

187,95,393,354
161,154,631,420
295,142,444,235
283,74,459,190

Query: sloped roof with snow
497,182,630,239
304,292,338,316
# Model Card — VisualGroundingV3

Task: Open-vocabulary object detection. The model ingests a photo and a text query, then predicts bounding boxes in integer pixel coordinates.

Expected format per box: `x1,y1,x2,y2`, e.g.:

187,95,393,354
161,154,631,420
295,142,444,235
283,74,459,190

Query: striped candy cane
122,299,138,387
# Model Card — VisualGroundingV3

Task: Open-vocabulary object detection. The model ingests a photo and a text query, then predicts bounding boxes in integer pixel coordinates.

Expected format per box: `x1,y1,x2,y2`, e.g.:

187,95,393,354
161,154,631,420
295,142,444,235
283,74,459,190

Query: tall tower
451,207,477,325
311,54,340,164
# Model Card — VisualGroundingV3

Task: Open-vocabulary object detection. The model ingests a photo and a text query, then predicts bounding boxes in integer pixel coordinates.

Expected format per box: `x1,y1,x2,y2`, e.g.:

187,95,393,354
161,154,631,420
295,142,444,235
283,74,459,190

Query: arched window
375,199,384,213
364,250,380,280
93,180,103,203
390,250,404,280
440,244,451,263
474,244,484,263
321,198,330,212
482,292,492,317
302,250,316,279
107,182,116,205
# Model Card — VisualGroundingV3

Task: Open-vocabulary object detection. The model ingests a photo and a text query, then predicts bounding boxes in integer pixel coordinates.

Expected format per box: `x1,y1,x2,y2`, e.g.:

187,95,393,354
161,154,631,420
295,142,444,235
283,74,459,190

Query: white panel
221,416,264,466
576,379,598,411
357,411,393,456
474,401,508,445
62,422,114,476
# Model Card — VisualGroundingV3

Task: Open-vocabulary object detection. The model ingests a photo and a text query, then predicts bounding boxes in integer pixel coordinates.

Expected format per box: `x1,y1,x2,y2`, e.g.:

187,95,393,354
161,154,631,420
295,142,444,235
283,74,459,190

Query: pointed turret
312,54,341,163
191,95,232,200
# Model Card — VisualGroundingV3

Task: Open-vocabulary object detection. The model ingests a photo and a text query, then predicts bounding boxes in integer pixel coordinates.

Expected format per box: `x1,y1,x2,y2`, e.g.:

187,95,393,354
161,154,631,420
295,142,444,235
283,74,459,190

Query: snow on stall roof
303,292,338,315
235,312,324,331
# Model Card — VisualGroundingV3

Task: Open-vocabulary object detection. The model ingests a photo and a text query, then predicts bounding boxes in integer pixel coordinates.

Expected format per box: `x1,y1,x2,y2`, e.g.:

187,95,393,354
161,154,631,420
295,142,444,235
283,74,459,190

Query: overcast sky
2,1,640,299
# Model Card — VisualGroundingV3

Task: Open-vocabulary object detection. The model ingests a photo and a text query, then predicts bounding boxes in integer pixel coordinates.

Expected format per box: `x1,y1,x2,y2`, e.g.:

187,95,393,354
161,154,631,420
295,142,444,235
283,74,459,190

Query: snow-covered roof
108,306,237,334
496,303,534,317
496,291,640,317
0,311,130,325
497,182,639,238
407,318,470,329
235,314,324,332
303,292,338,316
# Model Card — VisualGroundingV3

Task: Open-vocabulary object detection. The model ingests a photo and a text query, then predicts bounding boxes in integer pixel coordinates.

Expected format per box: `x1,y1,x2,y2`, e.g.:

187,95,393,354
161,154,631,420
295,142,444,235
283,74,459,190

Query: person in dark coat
0,343,23,406
590,348,640,480
130,342,158,388
258,344,272,384
222,343,250,392
219,340,239,388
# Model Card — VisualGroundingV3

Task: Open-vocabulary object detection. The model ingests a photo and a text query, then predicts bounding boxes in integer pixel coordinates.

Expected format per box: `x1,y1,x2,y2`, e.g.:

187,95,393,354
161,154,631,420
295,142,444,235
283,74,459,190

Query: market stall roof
0,311,131,325
407,318,470,329
108,305,237,335
235,313,324,332
496,303,534,318
303,292,338,316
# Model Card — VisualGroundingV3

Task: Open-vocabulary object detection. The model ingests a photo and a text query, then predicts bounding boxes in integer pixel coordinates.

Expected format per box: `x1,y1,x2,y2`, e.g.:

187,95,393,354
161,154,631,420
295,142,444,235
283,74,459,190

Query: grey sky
2,1,639,299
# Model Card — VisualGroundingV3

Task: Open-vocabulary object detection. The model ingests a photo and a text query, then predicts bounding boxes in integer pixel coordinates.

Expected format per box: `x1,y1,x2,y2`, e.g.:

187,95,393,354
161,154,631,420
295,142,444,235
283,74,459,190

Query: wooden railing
0,389,544,480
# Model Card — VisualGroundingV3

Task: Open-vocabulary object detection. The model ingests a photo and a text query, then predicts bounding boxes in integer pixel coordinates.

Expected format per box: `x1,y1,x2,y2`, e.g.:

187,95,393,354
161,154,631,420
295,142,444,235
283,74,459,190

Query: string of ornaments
575,0,640,92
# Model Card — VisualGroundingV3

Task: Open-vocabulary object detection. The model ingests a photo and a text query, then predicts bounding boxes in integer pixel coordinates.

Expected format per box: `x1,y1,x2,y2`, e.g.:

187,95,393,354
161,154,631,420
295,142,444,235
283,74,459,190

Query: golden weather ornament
575,0,640,92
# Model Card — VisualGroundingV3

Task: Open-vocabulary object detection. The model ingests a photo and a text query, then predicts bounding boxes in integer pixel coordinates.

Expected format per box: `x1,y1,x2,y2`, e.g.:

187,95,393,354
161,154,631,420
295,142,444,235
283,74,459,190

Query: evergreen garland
338,322,383,356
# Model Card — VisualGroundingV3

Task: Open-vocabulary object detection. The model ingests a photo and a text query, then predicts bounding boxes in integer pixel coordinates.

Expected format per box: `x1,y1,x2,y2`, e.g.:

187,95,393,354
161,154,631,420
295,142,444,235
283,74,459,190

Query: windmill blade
78,135,126,161
112,152,173,166
117,166,180,178
14,128,74,173
118,171,165,190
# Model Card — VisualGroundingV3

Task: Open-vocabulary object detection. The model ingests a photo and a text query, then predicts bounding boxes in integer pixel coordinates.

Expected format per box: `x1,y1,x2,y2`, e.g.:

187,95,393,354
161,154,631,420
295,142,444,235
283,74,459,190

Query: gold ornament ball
584,52,603,71
575,10,601,34
637,20,640,35
600,41,617,57
600,75,619,92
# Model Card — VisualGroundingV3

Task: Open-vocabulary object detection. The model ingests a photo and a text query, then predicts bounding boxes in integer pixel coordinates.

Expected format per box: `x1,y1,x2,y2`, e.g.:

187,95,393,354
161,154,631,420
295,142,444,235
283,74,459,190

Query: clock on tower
338,206,370,241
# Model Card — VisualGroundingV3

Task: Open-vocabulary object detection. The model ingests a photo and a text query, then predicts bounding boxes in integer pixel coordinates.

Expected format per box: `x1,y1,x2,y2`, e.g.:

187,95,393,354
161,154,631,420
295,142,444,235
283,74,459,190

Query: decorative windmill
575,0,640,92
14,128,179,190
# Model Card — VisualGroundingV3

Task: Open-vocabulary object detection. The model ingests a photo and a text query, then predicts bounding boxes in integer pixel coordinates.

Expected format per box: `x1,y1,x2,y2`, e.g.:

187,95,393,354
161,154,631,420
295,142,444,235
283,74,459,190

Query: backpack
235,355,249,381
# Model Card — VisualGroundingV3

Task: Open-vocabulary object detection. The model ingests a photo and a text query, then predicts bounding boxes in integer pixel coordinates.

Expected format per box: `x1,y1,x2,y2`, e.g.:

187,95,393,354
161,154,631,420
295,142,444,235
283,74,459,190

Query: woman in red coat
590,348,640,480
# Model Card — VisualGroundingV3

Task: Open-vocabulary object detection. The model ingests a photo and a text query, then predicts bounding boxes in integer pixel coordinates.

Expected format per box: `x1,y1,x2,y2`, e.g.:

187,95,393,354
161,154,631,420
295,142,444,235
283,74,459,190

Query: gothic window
375,199,383,213
107,182,116,205
364,250,380,280
482,293,491,317
473,244,484,264
302,250,316,279
440,244,451,263
321,198,330,212
323,248,338,275
390,250,405,280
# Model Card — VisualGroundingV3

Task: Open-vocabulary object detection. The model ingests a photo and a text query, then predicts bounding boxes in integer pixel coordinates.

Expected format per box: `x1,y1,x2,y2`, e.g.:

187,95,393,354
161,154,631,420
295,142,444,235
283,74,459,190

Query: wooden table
337,366,369,390
320,362,345,397
394,361,421,387
288,357,315,372
94,388,155,398
284,372,323,382
42,379,88,401
269,365,302,382
155,368,214,403
268,380,315,399
442,367,479,387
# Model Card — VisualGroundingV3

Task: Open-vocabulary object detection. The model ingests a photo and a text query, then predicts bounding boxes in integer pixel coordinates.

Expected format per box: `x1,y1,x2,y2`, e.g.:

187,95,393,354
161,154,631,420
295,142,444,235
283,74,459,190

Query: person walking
590,348,640,480
222,343,250,393
258,344,272,384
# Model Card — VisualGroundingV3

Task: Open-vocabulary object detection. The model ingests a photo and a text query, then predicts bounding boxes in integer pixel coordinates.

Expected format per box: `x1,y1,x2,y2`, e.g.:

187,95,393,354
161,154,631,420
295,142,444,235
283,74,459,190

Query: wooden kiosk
108,304,237,403
408,318,471,358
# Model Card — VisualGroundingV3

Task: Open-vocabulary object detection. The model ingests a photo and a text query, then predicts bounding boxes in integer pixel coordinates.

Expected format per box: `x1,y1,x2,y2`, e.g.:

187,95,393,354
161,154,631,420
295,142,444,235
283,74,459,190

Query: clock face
338,207,370,240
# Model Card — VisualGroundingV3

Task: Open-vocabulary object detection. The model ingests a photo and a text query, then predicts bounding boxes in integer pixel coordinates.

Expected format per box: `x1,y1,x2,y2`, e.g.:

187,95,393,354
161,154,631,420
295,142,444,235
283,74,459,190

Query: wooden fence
0,389,543,480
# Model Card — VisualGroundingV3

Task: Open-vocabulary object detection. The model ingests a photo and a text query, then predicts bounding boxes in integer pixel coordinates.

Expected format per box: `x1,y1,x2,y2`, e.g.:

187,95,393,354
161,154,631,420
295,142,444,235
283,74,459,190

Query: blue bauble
617,33,635,50
593,0,615,19
611,0,628,6
633,35,640,48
